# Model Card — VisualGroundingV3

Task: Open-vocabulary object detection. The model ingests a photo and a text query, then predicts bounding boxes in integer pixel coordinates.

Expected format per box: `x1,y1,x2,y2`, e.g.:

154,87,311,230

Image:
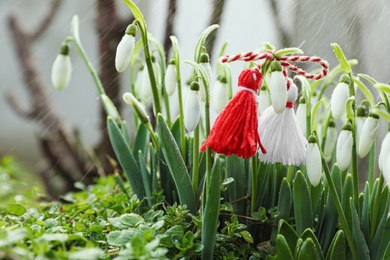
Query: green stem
320,148,358,259
348,73,359,212
135,20,162,115
192,125,200,193
251,157,258,213
370,174,384,241
368,144,376,191
145,122,159,150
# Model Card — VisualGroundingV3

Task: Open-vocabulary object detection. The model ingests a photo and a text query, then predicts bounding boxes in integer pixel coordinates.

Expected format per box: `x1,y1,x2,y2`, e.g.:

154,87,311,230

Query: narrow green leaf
371,187,390,259
157,114,196,214
293,171,313,236
350,198,370,260
361,182,370,243
122,0,145,31
275,178,292,225
275,234,294,260
278,219,299,252
325,230,346,260
226,155,247,214
301,229,324,259
201,156,222,260
346,96,356,121
297,238,322,260
132,123,149,156
375,83,390,95
377,218,390,259
342,174,353,231
310,98,324,133
331,43,351,74
107,117,145,199
353,78,375,105
371,107,390,124
138,150,152,208
194,24,219,62
274,47,304,57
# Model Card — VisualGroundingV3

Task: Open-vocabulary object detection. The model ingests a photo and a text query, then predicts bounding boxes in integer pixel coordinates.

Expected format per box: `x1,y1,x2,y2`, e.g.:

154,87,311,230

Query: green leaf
107,230,134,246
194,24,219,62
7,204,26,216
122,0,146,32
293,171,313,236
371,187,390,259
361,183,371,243
342,174,353,232
331,43,351,74
325,230,346,260
273,178,292,238
120,213,144,227
278,220,299,253
107,117,145,199
297,238,323,260
378,218,390,259
300,229,324,259
226,155,247,214
69,248,104,260
133,123,149,156
157,114,196,214
240,230,254,243
138,150,152,208
371,107,390,124
201,156,222,260
310,98,324,133
350,198,370,260
274,48,304,57
40,234,68,243
275,234,294,260
353,77,375,105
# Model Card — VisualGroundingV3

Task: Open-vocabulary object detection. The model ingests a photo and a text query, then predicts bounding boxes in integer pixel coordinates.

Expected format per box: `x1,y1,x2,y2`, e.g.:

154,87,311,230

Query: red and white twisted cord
220,51,329,80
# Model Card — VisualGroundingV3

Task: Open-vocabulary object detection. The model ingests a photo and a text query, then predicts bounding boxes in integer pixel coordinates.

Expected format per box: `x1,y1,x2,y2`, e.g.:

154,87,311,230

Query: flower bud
51,43,72,91
213,77,229,113
306,135,322,186
323,120,337,161
268,61,287,114
199,53,213,102
331,75,350,119
123,92,150,124
379,132,390,185
355,105,367,155
296,97,307,136
115,24,136,73
358,112,379,158
101,94,120,122
258,85,271,116
184,82,201,132
336,123,353,171
164,59,177,96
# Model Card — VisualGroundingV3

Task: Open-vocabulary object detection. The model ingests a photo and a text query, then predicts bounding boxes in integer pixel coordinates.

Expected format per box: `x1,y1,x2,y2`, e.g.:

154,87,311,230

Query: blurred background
1,0,389,196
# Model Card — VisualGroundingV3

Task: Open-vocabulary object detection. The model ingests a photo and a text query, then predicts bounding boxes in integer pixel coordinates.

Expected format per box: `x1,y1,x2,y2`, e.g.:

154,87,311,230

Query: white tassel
258,81,307,165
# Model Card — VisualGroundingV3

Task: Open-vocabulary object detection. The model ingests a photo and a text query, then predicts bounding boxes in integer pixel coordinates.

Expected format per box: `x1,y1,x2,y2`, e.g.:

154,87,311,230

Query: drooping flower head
115,24,136,73
51,42,72,91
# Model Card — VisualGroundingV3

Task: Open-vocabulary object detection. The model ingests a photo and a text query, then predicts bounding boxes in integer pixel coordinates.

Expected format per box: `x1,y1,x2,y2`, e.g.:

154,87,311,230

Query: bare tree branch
163,0,177,56
30,0,63,40
268,0,291,48
206,0,226,58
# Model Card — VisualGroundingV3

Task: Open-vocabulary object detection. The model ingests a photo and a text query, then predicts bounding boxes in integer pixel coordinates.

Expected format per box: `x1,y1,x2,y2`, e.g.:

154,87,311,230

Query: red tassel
201,68,266,158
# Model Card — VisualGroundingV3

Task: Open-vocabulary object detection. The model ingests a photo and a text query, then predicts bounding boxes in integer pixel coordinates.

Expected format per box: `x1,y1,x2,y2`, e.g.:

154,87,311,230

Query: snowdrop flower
184,82,201,132
123,92,149,124
331,75,350,119
296,97,307,137
358,112,379,158
152,56,162,88
355,105,367,156
164,59,177,96
138,65,153,104
306,135,322,186
379,132,390,185
199,53,212,102
213,77,229,113
323,120,337,161
115,24,136,73
268,61,287,114
258,85,271,116
336,123,353,171
51,43,72,91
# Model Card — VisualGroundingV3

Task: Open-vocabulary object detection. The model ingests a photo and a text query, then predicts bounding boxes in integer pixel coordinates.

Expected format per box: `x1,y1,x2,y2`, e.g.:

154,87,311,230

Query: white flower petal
139,67,153,104
324,126,338,161
164,64,177,96
269,71,287,114
258,88,271,116
336,129,353,171
358,116,379,157
213,81,229,113
379,132,390,173
355,116,366,156
184,91,201,132
115,34,135,73
123,92,149,124
51,54,72,91
306,143,322,186
330,82,349,119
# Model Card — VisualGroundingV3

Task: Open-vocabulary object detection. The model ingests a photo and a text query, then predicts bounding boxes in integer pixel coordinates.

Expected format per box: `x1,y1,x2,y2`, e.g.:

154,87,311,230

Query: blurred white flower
379,132,390,180
184,83,201,132
323,122,337,161
115,24,136,73
336,124,353,171
51,44,72,91
330,81,349,119
123,92,149,124
258,86,271,116
138,66,153,104
213,78,229,113
101,94,120,122
306,138,322,186
268,61,287,114
358,113,379,158
164,61,177,96
355,107,367,156
296,97,307,136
